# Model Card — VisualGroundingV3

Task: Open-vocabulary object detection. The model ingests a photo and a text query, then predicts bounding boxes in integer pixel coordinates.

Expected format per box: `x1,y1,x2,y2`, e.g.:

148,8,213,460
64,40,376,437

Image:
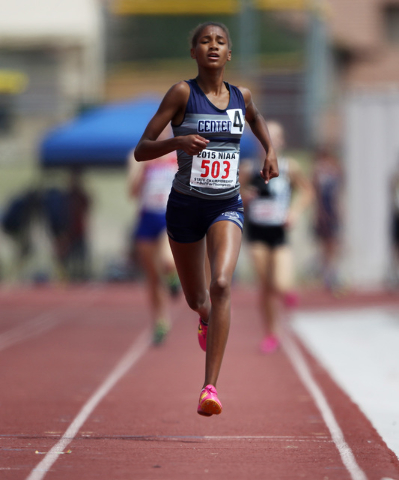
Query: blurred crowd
0,169,91,284
0,133,345,292
3,122,399,305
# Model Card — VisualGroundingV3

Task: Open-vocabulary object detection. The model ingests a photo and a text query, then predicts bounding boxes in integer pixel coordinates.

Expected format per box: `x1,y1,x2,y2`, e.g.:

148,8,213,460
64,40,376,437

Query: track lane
28,287,397,480
0,286,101,352
26,328,152,480
0,285,398,479
0,285,166,479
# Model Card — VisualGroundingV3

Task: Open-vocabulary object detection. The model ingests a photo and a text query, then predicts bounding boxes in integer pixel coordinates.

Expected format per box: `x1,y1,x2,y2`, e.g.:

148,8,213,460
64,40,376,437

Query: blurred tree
106,13,304,65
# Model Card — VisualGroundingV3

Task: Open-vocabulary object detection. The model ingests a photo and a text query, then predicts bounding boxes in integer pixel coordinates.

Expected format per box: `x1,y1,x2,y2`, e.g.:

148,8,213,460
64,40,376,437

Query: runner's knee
185,292,208,312
210,276,230,301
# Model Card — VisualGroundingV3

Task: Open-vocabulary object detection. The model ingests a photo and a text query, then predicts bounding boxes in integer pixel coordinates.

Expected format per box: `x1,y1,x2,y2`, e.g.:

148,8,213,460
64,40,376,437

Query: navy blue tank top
172,79,246,199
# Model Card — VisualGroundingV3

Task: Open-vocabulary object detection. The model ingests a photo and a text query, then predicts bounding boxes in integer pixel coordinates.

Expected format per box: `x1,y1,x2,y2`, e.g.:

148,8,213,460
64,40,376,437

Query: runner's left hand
260,152,279,184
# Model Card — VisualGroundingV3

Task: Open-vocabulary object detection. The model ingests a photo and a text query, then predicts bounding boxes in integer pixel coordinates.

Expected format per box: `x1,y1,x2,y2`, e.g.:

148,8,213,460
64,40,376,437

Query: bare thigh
135,240,161,279
159,230,175,272
273,245,293,293
168,236,208,309
206,220,242,291
249,243,293,293
249,242,273,288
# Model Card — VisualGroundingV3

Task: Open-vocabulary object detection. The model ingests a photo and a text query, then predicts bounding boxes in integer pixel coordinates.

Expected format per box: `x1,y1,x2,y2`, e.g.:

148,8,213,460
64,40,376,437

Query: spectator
312,147,343,291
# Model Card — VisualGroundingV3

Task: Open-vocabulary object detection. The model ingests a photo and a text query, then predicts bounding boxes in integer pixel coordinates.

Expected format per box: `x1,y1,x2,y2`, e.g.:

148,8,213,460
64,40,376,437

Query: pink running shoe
283,290,300,309
197,318,208,352
260,334,280,354
197,384,222,416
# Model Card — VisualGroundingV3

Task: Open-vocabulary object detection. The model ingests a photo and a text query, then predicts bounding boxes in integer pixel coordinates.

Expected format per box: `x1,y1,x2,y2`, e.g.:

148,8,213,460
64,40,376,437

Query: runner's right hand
178,135,210,155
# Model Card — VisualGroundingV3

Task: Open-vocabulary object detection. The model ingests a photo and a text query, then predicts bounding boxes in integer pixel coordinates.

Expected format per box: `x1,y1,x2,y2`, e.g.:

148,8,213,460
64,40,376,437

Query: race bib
141,166,175,211
248,198,287,225
190,149,239,189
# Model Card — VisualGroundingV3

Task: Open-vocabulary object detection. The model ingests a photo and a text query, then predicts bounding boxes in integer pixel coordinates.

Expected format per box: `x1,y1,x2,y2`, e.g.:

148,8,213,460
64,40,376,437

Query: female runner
240,121,313,353
135,21,279,416
128,126,180,345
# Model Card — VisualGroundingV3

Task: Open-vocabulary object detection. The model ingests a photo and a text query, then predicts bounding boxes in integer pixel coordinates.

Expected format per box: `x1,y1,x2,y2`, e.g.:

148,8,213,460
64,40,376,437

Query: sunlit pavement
292,305,399,459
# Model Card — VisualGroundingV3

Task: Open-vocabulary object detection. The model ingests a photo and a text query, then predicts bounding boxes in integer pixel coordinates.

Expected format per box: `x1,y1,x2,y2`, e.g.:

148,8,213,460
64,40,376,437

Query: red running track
0,284,398,480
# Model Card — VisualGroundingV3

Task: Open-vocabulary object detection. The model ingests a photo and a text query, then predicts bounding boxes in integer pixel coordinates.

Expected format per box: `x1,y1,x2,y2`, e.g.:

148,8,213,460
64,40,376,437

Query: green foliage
110,13,304,63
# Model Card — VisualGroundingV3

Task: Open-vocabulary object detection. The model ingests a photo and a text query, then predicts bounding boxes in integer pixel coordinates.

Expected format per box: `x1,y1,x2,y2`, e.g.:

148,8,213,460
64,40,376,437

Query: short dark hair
190,22,232,49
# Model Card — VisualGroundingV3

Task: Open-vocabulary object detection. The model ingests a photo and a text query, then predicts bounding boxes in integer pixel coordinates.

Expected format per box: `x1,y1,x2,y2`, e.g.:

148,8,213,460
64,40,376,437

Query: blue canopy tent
40,97,161,168
40,97,260,168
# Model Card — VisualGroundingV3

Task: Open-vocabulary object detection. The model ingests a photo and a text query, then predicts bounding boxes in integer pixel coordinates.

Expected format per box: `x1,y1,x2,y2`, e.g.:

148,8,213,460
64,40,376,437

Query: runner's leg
168,236,211,322
274,245,293,294
136,239,169,325
249,242,273,335
204,220,242,387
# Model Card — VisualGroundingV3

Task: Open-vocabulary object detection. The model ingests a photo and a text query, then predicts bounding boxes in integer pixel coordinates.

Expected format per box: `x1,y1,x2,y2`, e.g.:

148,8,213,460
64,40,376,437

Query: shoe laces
202,384,216,395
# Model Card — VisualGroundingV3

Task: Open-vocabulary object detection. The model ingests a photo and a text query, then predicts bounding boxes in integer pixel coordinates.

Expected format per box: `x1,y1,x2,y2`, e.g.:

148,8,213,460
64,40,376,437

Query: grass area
85,168,137,278
0,164,39,207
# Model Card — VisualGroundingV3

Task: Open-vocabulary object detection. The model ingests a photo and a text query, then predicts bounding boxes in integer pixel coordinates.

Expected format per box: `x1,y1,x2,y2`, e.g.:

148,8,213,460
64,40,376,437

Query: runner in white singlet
240,121,313,353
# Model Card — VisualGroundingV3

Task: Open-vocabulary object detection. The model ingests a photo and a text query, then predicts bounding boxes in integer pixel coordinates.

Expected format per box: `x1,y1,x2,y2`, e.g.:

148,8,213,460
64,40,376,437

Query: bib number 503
200,159,231,179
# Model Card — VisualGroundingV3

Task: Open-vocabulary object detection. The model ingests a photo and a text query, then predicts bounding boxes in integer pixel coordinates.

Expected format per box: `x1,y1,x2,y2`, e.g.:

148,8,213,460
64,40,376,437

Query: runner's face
191,26,231,67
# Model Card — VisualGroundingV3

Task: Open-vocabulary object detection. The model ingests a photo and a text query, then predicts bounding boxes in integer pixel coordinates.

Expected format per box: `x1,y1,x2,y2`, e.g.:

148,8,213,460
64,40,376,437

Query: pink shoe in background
260,334,280,354
283,291,300,308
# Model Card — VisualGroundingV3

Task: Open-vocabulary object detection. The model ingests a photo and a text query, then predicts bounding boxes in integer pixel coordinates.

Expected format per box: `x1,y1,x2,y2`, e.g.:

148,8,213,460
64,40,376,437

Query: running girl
240,121,313,353
128,126,180,345
135,21,279,416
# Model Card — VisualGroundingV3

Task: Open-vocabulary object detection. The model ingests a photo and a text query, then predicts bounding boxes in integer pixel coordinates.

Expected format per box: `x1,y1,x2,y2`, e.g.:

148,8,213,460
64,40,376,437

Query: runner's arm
127,151,145,198
135,82,209,162
239,87,279,183
286,158,314,227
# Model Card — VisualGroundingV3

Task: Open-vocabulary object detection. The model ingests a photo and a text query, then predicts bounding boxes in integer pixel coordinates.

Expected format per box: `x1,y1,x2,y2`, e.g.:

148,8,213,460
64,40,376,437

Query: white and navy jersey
139,153,177,213
247,158,291,226
172,79,246,199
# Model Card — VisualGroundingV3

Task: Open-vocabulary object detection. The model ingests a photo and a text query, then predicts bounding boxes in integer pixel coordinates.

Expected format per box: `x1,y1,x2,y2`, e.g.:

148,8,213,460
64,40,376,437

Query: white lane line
202,435,330,442
0,311,72,352
26,328,151,480
281,327,368,480
0,292,99,353
78,434,331,443
0,433,331,442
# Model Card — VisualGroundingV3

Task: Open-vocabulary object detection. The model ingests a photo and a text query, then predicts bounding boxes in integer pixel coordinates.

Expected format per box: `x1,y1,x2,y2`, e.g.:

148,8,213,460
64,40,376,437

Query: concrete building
330,0,399,88
261,1,399,288
328,0,399,288
0,0,105,164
